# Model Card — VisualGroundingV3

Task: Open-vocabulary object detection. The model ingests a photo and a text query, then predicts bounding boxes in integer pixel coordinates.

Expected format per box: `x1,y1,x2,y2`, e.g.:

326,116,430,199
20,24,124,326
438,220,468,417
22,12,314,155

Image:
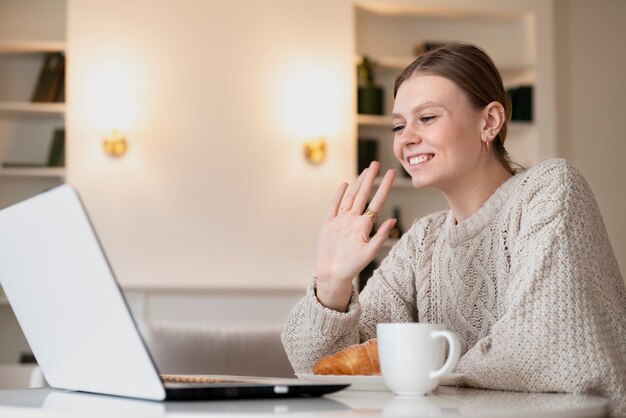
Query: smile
408,154,434,166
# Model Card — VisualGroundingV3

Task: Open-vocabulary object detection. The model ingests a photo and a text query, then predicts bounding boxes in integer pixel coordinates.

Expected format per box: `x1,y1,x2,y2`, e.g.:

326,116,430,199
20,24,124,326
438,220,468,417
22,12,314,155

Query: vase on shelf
357,138,378,174
357,56,384,115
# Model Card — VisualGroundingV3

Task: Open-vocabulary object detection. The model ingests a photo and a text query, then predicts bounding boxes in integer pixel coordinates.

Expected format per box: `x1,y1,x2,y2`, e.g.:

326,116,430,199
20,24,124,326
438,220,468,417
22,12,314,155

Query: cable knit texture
281,159,626,417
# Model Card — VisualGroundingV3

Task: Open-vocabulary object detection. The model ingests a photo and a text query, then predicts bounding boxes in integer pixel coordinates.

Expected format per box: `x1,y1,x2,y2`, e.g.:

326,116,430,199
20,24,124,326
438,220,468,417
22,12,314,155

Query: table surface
0,386,609,418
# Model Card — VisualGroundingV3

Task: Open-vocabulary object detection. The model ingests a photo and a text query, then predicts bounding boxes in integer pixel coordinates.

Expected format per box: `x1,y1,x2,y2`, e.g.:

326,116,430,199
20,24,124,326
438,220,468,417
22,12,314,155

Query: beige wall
66,0,355,290
555,0,626,273
65,0,625,293
3,0,625,363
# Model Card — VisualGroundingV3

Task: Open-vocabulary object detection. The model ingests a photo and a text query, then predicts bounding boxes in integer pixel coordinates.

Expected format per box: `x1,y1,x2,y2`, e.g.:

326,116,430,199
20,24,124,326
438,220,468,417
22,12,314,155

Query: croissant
313,339,380,375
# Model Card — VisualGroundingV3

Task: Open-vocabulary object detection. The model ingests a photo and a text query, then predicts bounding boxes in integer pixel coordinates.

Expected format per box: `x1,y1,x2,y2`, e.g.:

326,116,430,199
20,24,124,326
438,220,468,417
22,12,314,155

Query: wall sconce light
103,129,128,157
304,137,327,165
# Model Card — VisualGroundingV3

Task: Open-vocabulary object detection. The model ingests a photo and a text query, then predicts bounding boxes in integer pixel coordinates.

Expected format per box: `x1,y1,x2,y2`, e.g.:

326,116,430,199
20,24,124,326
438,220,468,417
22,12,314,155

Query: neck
443,159,512,223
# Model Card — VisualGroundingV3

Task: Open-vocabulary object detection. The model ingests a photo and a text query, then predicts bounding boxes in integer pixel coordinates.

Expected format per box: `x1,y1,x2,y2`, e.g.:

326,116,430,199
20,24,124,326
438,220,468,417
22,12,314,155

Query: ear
480,101,506,145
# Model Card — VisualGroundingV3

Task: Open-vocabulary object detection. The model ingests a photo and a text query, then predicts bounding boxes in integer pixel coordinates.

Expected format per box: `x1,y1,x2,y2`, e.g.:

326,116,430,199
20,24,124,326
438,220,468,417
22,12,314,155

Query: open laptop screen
0,185,169,400
0,185,348,400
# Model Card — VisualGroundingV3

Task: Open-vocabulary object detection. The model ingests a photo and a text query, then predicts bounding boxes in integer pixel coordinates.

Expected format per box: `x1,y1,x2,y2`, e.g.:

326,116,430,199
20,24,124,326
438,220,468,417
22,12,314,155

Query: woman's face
392,73,485,192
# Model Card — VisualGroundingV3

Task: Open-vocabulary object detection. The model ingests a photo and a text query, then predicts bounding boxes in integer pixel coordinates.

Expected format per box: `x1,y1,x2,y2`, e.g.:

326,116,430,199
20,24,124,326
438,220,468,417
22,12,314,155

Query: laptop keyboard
161,374,240,384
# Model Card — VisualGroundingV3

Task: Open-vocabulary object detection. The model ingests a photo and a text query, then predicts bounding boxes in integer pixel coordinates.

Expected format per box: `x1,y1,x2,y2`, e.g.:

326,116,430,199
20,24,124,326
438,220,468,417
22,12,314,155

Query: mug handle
429,330,461,379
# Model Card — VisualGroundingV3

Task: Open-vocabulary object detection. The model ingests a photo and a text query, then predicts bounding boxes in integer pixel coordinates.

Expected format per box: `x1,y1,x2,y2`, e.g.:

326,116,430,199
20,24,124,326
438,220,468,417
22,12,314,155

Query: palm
317,213,377,283
314,162,397,311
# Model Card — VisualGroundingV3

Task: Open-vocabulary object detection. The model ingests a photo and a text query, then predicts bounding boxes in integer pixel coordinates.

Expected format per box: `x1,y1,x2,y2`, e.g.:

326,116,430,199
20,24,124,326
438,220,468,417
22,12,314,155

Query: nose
396,124,422,148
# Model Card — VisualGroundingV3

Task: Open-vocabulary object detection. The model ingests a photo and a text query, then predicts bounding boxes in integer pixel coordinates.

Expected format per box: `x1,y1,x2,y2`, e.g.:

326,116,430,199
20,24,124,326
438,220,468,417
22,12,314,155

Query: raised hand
315,161,397,312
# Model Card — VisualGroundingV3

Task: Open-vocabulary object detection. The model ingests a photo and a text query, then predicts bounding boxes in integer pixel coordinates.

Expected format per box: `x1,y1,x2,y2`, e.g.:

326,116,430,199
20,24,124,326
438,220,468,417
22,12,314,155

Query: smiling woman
281,43,626,418
391,75,512,216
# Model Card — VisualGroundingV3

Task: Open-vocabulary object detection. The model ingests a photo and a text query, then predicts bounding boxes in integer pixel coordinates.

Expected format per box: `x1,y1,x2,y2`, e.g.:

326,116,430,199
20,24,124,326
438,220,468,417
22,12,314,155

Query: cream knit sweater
281,159,626,416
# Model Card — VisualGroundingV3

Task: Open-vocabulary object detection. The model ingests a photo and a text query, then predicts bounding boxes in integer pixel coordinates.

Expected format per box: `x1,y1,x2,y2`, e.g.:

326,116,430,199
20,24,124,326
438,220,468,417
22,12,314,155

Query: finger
368,218,397,250
366,169,397,213
341,168,368,211
325,182,349,221
351,161,381,214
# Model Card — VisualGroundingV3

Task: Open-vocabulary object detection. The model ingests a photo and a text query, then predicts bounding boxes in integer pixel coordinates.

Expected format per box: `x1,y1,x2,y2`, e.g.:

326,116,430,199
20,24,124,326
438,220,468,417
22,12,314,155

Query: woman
281,43,626,415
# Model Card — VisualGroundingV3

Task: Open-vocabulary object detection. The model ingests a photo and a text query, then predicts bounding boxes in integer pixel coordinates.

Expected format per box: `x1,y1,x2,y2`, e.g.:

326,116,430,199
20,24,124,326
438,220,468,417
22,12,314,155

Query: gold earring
484,139,491,153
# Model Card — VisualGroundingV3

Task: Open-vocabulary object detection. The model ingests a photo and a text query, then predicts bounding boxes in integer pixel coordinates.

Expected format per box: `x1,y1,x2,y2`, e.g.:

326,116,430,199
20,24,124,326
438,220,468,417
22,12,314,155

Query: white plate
296,373,464,391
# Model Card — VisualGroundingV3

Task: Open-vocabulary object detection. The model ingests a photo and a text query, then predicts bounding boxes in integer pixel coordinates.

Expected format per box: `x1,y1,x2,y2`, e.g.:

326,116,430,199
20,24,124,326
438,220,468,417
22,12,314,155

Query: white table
0,386,609,418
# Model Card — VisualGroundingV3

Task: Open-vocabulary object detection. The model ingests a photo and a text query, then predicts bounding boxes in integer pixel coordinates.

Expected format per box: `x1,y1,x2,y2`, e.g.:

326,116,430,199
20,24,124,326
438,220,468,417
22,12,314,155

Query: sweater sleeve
280,215,440,374
456,160,626,416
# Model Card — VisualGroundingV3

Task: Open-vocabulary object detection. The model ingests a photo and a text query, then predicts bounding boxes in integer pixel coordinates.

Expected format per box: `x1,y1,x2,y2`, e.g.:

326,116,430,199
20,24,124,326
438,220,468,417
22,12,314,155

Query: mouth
407,153,434,167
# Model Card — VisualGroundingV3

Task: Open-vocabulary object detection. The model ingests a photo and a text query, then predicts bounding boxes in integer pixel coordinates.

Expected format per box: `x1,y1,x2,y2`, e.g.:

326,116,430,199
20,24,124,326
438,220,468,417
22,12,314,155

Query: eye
391,124,405,133
419,115,437,124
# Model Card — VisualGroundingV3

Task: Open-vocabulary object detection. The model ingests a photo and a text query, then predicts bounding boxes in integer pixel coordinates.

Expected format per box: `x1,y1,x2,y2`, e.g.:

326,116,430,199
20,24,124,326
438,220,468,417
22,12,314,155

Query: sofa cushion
140,321,294,378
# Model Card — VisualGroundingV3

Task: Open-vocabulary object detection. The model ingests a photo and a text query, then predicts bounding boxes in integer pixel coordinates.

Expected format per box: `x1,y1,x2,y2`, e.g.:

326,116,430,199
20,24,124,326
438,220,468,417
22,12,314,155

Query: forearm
280,279,362,373
282,260,419,373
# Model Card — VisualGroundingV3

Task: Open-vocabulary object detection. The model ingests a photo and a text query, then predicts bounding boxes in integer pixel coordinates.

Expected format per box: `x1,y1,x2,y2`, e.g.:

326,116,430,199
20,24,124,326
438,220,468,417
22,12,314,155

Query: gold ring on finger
364,208,378,224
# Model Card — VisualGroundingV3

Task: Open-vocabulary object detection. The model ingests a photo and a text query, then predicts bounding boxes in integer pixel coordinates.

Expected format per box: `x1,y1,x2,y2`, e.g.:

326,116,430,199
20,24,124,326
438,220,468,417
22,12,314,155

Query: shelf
356,54,410,71
0,102,65,117
499,65,534,78
356,54,534,78
357,114,391,127
0,40,65,54
0,167,65,178
356,3,525,20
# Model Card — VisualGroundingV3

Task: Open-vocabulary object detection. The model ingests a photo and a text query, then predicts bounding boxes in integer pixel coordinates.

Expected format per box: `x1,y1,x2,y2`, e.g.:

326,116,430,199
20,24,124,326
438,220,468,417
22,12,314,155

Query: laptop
0,185,348,401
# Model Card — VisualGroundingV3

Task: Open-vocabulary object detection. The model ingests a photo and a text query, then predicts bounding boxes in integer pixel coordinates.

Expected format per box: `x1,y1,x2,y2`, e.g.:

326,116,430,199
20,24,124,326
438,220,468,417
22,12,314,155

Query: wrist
314,275,354,313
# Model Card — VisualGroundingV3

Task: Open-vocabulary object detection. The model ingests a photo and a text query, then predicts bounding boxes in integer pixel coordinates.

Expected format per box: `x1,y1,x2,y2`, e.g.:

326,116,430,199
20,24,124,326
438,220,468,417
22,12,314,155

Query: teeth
408,154,433,165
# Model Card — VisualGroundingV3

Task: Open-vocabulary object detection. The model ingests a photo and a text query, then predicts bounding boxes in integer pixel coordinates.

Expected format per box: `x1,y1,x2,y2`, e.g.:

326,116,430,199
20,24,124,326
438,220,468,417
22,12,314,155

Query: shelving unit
0,0,67,362
0,167,64,177
0,102,65,115
0,40,65,54
354,2,546,268
0,0,67,209
357,114,390,127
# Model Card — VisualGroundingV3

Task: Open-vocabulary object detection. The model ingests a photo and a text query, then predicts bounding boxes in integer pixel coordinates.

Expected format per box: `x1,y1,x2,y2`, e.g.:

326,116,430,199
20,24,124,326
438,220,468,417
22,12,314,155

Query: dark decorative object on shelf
31,52,65,103
413,41,448,56
357,56,384,115
357,138,378,174
55,65,65,102
358,259,379,292
507,85,533,121
389,207,404,240
19,351,37,364
47,128,65,167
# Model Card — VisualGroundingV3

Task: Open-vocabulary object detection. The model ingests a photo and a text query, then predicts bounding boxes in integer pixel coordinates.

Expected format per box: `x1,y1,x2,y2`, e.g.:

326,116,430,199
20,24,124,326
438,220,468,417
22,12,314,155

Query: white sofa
139,321,295,378
0,320,294,389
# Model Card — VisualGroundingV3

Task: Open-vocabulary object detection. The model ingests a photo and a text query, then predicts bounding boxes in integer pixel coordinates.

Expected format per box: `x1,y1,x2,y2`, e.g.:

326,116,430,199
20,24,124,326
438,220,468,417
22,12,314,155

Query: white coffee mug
377,323,461,396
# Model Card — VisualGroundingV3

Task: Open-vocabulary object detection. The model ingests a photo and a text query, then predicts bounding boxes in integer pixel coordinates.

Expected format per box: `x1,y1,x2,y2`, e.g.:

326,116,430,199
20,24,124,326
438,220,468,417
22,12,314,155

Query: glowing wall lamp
280,62,341,166
84,57,139,159
304,136,327,164
103,129,128,157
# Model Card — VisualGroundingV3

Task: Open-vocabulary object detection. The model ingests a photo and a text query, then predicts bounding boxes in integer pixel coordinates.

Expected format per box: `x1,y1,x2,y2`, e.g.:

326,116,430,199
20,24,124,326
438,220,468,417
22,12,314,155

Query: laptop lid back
0,185,166,400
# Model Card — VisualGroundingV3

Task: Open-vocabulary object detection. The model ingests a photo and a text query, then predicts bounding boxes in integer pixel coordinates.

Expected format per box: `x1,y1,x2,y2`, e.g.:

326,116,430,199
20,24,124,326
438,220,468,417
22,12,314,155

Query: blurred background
0,0,624,365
